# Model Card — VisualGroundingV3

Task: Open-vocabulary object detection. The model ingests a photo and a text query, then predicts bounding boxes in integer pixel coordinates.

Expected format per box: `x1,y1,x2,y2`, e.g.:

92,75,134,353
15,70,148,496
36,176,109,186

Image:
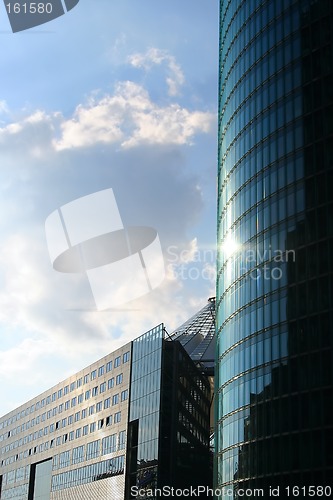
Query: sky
0,0,219,417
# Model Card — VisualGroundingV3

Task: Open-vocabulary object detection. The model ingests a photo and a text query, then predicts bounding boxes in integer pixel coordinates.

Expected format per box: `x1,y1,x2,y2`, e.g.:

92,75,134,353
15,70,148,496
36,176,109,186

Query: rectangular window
71,397,77,407
106,361,112,372
104,398,110,410
61,418,67,428
114,356,121,368
78,393,83,404
74,412,80,422
116,373,123,385
53,454,58,470
64,400,70,410
59,450,70,468
114,411,121,423
70,382,76,392
108,378,114,390
96,402,103,412
83,374,89,384
123,351,130,363
118,430,126,450
76,377,82,388
81,409,87,419
82,425,88,436
100,382,106,393
72,445,84,464
69,431,74,441
121,390,128,402
85,390,91,401
102,434,116,454
91,370,97,380
75,428,81,439
98,418,104,429
52,392,57,402
86,439,100,460
106,415,112,427
57,389,63,398
88,405,95,416
98,365,104,376
90,422,96,433
64,385,69,395
68,415,73,425
92,386,98,396
58,404,63,414
112,394,119,406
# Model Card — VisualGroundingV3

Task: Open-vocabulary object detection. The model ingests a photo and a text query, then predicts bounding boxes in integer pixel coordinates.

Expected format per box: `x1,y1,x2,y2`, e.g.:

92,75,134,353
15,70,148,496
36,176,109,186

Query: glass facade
126,324,163,494
125,324,212,499
216,0,333,495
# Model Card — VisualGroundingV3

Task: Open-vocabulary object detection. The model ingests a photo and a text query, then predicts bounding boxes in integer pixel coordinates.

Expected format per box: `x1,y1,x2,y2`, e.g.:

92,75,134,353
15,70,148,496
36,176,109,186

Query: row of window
0,351,130,430
219,186,303,267
0,380,127,444
1,455,125,498
0,482,28,499
217,362,280,420
52,431,126,470
219,331,288,389
219,150,303,226
220,0,297,70
0,412,122,469
2,392,128,455
51,456,125,491
218,133,303,208
3,465,28,485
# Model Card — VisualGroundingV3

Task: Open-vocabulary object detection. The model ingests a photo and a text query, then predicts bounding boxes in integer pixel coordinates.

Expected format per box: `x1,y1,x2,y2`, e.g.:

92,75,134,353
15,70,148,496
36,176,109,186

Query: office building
216,0,333,494
0,301,215,499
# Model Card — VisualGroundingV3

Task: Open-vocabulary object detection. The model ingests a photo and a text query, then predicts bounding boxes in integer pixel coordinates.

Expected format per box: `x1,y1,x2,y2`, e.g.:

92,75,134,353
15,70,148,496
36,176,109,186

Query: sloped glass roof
169,297,215,372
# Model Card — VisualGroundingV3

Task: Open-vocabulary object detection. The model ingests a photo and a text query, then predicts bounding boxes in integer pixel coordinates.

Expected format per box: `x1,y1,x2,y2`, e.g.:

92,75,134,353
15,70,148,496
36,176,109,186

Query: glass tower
216,0,333,495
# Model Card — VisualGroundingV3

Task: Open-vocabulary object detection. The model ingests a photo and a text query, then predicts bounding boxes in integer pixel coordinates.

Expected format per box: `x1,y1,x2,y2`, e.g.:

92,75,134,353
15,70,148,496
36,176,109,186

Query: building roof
169,297,215,374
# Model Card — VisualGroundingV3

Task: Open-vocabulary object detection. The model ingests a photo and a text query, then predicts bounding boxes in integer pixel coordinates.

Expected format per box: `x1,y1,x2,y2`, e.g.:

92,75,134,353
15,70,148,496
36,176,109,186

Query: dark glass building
125,324,211,499
216,0,333,495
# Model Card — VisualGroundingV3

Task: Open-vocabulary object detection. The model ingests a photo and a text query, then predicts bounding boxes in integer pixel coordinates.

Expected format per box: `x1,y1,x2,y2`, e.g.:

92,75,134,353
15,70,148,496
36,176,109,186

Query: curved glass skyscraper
216,0,333,495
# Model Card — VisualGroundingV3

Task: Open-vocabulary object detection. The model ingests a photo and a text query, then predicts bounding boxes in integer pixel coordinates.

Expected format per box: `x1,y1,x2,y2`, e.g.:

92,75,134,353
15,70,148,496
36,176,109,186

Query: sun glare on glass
221,235,239,258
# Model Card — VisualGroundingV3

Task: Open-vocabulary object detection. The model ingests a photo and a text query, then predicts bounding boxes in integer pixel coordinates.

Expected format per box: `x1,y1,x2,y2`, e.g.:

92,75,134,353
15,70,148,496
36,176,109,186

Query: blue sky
0,1,219,416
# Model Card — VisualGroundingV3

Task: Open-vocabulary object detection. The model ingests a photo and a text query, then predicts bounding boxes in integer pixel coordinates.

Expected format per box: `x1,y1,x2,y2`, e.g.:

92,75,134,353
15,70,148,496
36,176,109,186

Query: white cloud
54,81,214,151
129,47,185,96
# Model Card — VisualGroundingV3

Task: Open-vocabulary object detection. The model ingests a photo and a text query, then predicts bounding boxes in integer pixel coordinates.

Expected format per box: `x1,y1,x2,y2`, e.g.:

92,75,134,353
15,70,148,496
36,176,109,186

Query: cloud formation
54,81,214,150
128,48,185,96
